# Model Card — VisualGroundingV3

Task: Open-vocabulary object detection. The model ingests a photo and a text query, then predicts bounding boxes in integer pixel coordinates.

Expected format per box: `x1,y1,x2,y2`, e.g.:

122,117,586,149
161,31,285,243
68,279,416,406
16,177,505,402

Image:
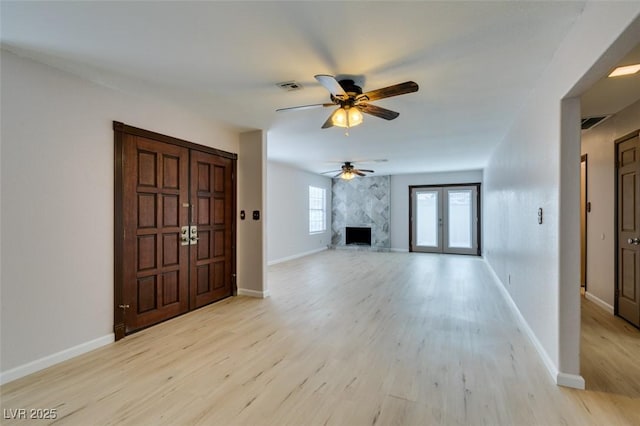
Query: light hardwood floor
1,250,639,425
579,293,640,423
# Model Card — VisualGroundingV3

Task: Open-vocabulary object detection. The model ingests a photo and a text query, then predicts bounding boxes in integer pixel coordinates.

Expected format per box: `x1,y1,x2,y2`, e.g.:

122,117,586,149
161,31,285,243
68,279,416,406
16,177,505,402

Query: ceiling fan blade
358,81,418,102
321,169,342,174
333,172,342,178
276,103,334,112
354,171,366,177
315,74,348,99
358,169,374,173
321,112,335,129
357,104,400,120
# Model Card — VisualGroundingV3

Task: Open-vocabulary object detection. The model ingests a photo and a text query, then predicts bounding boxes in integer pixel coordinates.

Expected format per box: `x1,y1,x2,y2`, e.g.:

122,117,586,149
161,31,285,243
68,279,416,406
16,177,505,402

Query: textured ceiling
2,1,636,176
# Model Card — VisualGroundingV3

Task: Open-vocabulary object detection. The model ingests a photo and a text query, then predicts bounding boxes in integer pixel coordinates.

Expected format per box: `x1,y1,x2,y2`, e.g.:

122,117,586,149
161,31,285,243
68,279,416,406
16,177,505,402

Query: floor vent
277,81,303,91
581,116,610,130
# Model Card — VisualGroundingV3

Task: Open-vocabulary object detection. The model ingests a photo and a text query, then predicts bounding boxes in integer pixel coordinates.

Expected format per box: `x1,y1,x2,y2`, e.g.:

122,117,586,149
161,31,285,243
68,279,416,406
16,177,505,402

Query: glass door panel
447,190,472,248
443,187,478,254
417,190,439,246
411,188,442,253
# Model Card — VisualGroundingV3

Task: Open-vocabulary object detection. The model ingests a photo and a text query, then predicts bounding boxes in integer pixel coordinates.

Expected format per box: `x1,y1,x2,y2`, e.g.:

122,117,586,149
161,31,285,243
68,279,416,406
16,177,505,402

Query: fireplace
346,227,371,246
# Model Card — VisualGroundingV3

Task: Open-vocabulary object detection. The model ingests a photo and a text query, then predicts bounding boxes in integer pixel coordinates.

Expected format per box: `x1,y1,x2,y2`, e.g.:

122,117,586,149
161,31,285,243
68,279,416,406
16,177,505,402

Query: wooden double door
114,122,236,339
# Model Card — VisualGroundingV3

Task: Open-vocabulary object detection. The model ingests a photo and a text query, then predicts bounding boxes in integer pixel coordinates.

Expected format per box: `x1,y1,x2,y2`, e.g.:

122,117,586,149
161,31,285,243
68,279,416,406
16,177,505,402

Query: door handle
627,237,640,245
189,225,198,245
182,225,199,245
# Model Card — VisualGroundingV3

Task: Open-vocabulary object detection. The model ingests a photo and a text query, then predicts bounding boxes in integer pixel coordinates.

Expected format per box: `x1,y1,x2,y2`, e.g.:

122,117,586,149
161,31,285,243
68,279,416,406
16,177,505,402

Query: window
309,186,326,234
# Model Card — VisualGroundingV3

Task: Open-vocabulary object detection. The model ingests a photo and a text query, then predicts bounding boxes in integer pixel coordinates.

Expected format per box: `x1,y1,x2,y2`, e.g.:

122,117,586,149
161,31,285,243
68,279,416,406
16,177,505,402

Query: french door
114,122,236,339
410,184,480,255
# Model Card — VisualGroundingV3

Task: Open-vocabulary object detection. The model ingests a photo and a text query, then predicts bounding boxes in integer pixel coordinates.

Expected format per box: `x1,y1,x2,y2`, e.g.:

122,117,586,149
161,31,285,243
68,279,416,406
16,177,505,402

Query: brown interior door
122,134,190,333
190,150,234,308
617,132,640,328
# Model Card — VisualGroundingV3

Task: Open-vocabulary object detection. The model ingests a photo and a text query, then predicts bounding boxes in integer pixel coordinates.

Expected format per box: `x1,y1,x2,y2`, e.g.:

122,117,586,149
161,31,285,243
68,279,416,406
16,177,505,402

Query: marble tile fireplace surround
331,175,390,250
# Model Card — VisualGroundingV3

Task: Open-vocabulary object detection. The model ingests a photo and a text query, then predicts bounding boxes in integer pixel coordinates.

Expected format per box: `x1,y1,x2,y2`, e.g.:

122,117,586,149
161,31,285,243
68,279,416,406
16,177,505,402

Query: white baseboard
238,288,270,298
584,291,614,314
391,248,409,253
484,260,584,390
267,247,328,266
557,372,585,390
0,333,114,385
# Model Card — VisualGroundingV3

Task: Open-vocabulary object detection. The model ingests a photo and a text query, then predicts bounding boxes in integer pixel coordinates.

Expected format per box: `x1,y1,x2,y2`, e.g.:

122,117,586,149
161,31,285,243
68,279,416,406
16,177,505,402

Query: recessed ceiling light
608,64,640,77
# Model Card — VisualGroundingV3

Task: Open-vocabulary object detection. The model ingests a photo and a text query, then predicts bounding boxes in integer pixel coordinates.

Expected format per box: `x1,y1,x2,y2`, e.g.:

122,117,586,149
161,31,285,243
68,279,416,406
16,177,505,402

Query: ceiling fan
277,75,419,131
322,162,374,180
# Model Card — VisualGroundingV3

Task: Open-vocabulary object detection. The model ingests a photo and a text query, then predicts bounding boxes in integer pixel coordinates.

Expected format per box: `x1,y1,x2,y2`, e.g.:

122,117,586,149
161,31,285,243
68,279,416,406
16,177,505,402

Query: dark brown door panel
122,135,190,333
190,150,234,308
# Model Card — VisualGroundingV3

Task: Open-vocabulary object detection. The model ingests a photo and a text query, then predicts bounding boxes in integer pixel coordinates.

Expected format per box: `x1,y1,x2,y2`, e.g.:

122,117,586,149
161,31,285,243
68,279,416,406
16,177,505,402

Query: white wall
483,3,640,388
390,170,483,251
581,100,640,310
237,131,267,297
0,49,240,382
266,161,331,264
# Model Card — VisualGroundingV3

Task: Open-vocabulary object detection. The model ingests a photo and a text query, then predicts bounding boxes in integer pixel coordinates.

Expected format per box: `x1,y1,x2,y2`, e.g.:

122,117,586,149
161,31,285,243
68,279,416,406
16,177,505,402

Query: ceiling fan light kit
330,105,363,129
341,171,356,180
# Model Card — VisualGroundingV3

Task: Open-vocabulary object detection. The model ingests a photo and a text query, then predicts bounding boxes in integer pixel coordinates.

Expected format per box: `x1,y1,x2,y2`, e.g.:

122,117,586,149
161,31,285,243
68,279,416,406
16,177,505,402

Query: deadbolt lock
181,226,190,246
189,225,199,245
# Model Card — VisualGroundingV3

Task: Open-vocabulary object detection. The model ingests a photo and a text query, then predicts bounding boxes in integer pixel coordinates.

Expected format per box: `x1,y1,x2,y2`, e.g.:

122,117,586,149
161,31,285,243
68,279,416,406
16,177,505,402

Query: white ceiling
1,1,638,176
